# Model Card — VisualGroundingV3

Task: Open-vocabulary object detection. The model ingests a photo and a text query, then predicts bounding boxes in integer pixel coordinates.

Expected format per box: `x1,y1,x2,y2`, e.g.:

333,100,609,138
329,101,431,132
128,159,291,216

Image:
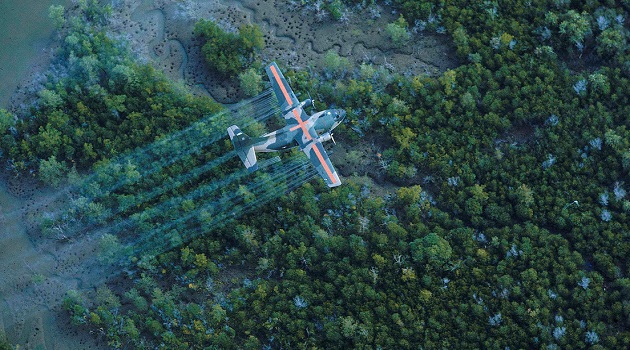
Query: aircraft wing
301,139,341,187
266,62,299,113
287,107,340,187
265,62,341,187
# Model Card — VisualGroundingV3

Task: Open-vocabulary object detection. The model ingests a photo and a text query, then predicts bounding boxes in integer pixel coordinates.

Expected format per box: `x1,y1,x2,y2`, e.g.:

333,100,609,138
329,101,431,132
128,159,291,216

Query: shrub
386,15,411,47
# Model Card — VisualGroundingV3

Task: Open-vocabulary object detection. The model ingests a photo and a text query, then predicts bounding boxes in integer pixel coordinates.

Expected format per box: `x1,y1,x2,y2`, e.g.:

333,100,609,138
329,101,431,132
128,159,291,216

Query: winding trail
108,0,457,103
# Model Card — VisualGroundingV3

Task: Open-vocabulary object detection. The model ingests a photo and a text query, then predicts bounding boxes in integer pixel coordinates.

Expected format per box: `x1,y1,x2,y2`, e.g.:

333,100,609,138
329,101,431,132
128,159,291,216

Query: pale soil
0,0,73,108
0,174,107,349
108,0,457,103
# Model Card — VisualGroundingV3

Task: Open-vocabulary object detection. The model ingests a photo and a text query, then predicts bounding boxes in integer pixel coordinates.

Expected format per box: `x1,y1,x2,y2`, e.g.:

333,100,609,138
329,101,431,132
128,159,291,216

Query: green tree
238,24,264,53
410,232,453,269
49,4,66,30
195,20,263,76
452,25,470,56
122,317,140,341
386,15,411,47
559,10,591,45
596,27,626,58
0,109,15,134
98,233,126,264
439,69,457,96
588,72,610,95
124,288,148,311
38,89,64,109
322,50,351,78
96,286,121,310
238,68,263,96
38,155,67,188
513,184,534,219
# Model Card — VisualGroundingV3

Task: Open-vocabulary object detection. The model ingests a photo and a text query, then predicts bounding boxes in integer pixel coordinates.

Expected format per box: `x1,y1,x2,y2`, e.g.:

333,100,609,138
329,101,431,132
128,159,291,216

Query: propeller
331,133,336,145
308,91,316,110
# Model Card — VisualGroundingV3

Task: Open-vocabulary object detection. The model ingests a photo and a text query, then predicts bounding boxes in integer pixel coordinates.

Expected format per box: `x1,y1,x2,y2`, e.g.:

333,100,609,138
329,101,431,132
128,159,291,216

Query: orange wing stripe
270,65,292,106
312,143,338,185
291,109,312,141
269,64,336,185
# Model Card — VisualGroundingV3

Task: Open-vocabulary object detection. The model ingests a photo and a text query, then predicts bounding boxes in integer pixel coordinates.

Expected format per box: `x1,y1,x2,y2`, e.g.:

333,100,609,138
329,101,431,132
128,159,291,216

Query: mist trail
79,88,279,197
43,84,319,262
82,153,309,255
0,88,321,337
32,89,280,223
74,149,238,227
48,90,286,230
0,156,316,336
86,154,282,245
133,154,315,251
13,89,280,220
129,154,317,256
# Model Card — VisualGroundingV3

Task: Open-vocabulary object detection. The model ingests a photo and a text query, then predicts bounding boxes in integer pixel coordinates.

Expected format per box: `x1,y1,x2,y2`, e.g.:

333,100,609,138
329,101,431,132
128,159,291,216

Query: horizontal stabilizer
227,125,258,172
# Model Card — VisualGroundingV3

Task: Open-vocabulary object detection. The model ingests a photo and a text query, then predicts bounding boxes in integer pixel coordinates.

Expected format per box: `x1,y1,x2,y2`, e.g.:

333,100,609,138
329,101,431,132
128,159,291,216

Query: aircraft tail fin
227,125,258,172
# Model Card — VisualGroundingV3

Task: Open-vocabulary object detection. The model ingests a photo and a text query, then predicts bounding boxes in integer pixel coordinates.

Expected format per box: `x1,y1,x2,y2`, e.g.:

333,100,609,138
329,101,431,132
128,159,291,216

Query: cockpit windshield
335,109,346,121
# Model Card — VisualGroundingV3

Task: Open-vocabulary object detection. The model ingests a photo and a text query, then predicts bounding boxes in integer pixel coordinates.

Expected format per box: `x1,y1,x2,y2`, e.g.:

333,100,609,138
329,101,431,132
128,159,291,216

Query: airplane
227,62,345,187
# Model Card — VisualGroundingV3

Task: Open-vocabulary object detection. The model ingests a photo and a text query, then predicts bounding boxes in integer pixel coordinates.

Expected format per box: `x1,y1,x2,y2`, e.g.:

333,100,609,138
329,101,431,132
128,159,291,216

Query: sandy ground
0,0,72,108
0,174,108,349
108,0,457,103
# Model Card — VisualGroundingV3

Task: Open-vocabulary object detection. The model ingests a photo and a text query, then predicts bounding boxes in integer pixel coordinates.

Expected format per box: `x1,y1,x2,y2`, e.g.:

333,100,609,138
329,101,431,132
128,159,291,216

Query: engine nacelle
317,132,333,143
299,99,313,109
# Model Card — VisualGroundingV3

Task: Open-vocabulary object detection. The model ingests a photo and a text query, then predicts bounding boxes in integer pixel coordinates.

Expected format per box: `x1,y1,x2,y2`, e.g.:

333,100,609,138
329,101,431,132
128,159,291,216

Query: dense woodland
194,19,264,77
1,0,629,348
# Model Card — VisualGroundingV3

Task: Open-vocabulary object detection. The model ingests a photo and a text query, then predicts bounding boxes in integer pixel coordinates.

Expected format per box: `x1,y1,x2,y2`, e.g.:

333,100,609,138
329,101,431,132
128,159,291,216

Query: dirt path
0,177,106,349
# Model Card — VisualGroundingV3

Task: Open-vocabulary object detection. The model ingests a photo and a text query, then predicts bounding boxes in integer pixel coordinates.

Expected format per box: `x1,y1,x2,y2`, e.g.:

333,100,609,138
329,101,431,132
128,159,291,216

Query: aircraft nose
337,109,346,120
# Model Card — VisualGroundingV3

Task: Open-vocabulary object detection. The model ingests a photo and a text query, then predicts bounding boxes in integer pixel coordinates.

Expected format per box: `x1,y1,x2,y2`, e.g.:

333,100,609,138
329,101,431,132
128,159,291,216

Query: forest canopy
194,19,264,77
0,0,629,349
